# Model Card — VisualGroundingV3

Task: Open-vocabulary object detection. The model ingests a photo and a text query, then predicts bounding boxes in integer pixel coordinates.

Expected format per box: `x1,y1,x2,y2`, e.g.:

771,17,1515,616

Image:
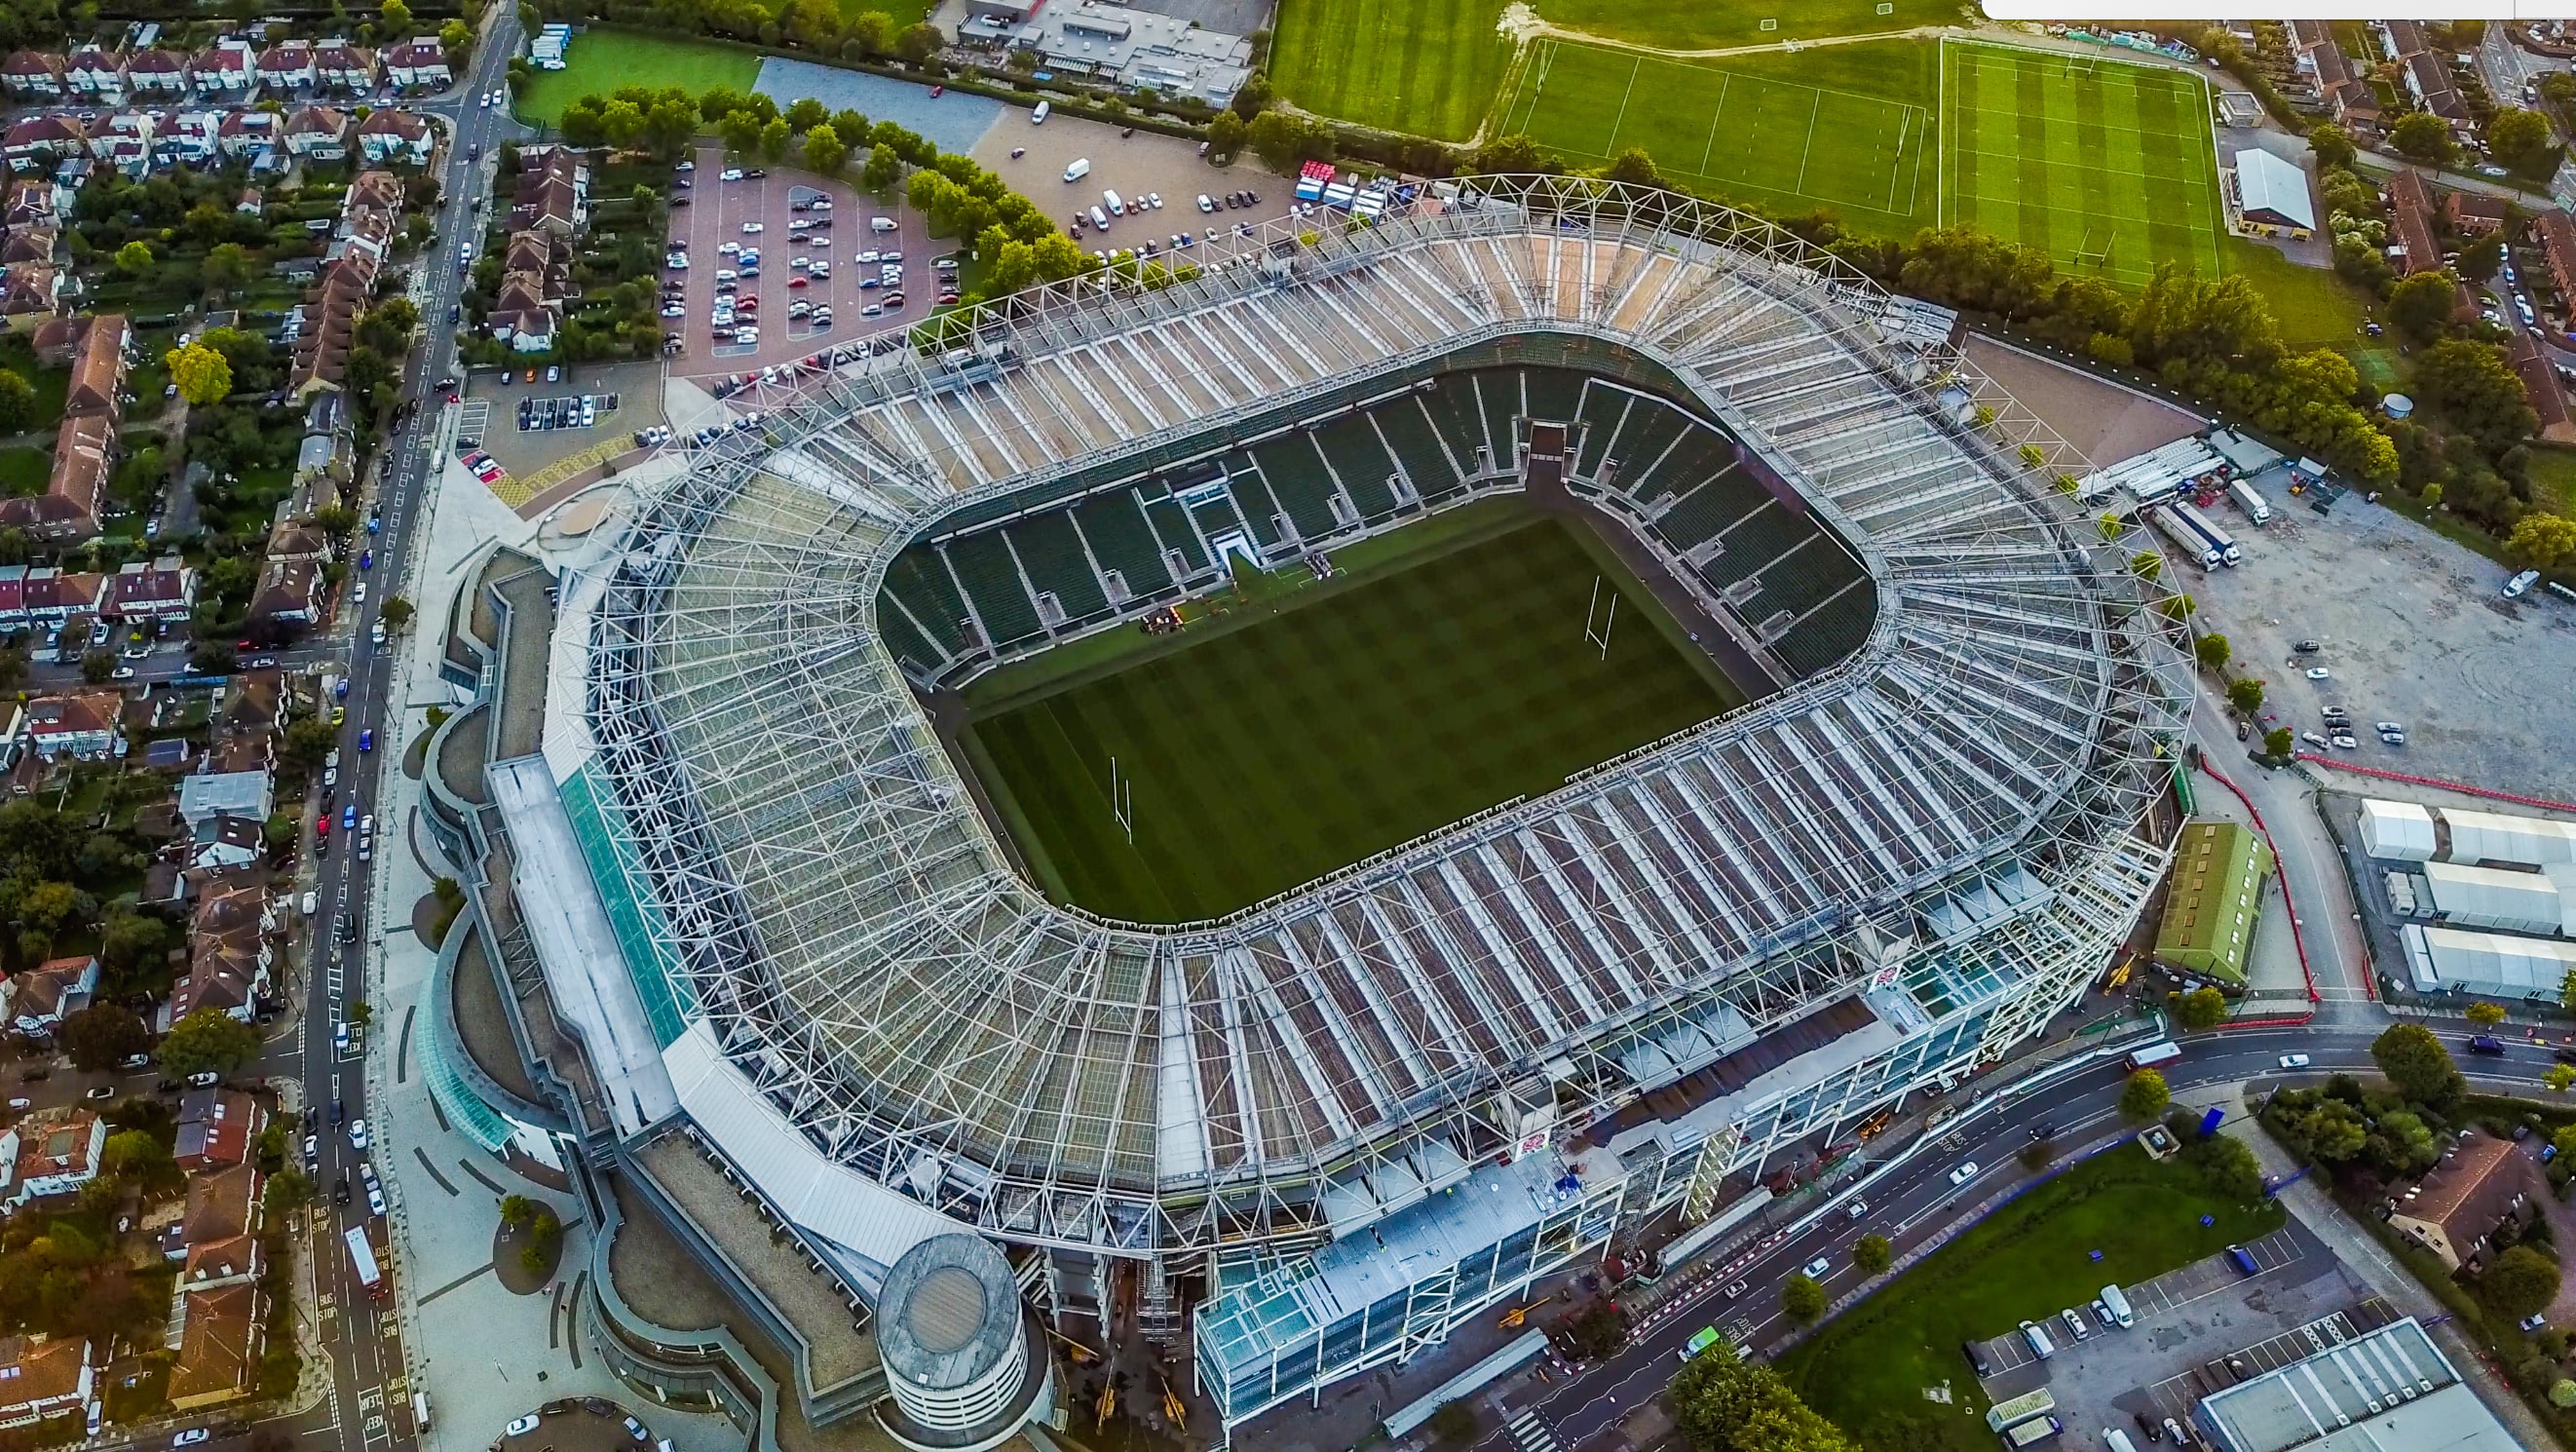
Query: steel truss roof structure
580,176,2192,1262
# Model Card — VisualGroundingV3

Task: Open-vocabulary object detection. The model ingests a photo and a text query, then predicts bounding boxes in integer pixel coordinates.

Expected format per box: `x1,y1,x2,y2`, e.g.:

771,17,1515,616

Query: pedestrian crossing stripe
1507,1410,1562,1452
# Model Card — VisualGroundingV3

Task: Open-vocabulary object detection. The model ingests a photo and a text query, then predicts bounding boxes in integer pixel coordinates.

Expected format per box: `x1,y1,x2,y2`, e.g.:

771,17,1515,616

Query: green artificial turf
512,30,761,124
1543,0,1961,50
1941,39,2225,287
1493,37,1940,236
1775,1142,2286,1451
1267,0,1513,141
961,512,1737,923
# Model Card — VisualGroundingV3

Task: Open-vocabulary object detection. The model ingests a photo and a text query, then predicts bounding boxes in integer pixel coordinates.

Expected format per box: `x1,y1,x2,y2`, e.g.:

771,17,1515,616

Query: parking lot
1969,1226,2312,1382
2180,492,2576,802
666,142,942,377
967,109,1299,252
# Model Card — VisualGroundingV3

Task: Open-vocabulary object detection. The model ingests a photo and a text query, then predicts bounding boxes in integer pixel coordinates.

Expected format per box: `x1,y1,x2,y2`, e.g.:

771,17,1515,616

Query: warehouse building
2401,923,2576,998
2359,797,2576,868
2154,820,2272,985
2194,1316,2515,1452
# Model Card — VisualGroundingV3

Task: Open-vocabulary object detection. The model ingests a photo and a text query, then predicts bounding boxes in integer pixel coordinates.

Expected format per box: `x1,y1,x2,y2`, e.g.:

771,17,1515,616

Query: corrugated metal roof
2423,860,2573,938
2234,148,2317,230
2360,798,2437,861
2443,807,2576,868
2401,922,2576,996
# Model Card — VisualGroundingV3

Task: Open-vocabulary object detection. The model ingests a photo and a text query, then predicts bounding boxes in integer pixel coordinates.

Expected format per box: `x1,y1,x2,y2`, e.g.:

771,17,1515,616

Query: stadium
435,175,2191,1442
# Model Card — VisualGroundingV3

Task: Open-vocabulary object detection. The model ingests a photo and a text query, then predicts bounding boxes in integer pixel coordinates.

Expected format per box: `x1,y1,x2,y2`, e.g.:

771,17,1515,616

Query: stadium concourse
428,176,2192,1442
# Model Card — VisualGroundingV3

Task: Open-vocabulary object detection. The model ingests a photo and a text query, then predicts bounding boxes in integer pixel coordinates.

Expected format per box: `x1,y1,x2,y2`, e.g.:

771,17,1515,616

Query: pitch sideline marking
1696,68,1732,177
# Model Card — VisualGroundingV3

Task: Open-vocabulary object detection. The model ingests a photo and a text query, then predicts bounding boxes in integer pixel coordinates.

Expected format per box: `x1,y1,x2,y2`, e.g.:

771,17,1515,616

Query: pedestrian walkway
1504,1407,1563,1452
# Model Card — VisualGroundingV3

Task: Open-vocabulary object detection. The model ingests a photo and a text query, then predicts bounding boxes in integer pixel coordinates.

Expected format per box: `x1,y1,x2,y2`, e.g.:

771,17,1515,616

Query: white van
1104,189,1124,215
1089,205,1111,230
2099,1283,2135,1329
2104,1432,2138,1452
1063,157,1090,182
1032,99,1050,124
2019,1319,2055,1361
411,1393,431,1433
870,215,898,233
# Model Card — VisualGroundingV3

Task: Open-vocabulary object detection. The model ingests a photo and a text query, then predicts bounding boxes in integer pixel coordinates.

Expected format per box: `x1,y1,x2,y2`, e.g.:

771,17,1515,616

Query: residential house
216,671,284,742
190,817,260,870
0,53,62,101
235,186,261,216
246,557,323,625
0,224,53,266
173,1089,264,1173
2405,51,2473,134
103,556,196,623
173,877,269,1020
166,1283,261,1410
487,274,561,353
155,110,220,168
2388,1132,2534,1270
63,48,124,103
265,516,335,565
205,733,269,778
179,1159,259,1247
126,49,188,97
347,168,404,216
19,568,103,625
356,107,433,165
0,412,108,541
2381,18,2426,61
2446,190,2511,236
0,1336,93,1429
5,177,50,226
511,146,588,237
214,110,278,163
254,41,315,95
62,313,129,416
20,691,120,760
283,105,349,162
2385,167,2442,277
2507,329,2575,442
2540,209,2576,308
188,43,256,103
0,1108,107,1205
383,38,450,90
2,115,85,173
0,261,57,329
7,954,96,1038
314,43,375,94
180,1231,261,1289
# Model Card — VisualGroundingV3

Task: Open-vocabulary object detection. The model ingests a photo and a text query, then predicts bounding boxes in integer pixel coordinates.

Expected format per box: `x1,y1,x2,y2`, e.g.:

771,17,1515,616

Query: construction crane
1095,1379,1118,1430
1159,1374,1185,1428
1041,1324,1097,1364
1498,1291,1558,1329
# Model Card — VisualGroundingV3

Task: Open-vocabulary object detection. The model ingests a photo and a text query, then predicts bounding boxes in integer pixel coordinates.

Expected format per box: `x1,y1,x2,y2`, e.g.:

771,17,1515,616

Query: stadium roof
569,176,2189,1256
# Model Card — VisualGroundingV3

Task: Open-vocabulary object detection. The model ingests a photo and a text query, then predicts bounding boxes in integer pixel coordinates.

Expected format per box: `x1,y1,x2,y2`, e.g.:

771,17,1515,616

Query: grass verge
1775,1140,2286,1451
513,30,762,124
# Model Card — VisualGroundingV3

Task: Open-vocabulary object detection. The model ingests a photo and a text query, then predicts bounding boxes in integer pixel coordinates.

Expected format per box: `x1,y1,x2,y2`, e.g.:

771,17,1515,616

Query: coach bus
2126,1040,2183,1073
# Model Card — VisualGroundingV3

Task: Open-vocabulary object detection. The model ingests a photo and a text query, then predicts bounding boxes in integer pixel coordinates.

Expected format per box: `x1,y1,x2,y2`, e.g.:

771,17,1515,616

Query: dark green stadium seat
1774,586,1879,677
1420,378,1494,478
1652,469,1772,554
1249,439,1344,539
1310,416,1400,520
1077,491,1177,599
1476,371,1522,458
1574,389,1630,479
1217,455,1291,549
1518,367,1588,426
1693,496,1812,593
1146,495,1213,571
1752,536,1867,620
944,533,1045,649
876,598,948,679
883,549,976,658
1628,429,1728,506
1375,397,1463,501
1601,404,1692,497
1009,511,1110,623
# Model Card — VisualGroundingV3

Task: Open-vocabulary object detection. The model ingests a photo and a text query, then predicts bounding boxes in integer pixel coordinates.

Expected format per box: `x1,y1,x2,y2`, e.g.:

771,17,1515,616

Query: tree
803,123,846,175
2549,1064,2576,1093
758,115,791,162
1669,1345,1856,1452
2120,1068,2171,1120
381,0,411,27
77,648,111,684
2308,124,2356,171
166,341,233,406
439,17,471,56
157,1008,261,1078
2277,1094,2368,1161
2489,107,2554,171
718,108,764,158
2458,235,2505,286
2391,113,2453,167
893,21,944,62
2372,1022,2465,1108
2414,338,2538,448
57,1004,149,1072
861,141,903,193
2385,271,2458,342
784,96,828,134
1853,1235,1891,1275
113,240,151,275
2226,677,2264,715
279,716,337,770
1551,1298,1627,1358
99,1127,170,1185
1780,1274,1826,1322
2486,1243,2563,1319
2507,513,2576,573
2177,986,2228,1031
1603,146,1662,189
2466,1001,2508,1027
0,366,31,438
200,242,252,299
2194,632,2230,671
1207,108,1246,157
2187,1131,2263,1201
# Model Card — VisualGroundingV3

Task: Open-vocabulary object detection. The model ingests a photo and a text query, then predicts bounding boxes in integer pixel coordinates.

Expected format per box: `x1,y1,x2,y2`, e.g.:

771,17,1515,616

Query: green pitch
960,512,1740,924
1268,0,1512,141
1492,38,1939,236
1940,39,2224,287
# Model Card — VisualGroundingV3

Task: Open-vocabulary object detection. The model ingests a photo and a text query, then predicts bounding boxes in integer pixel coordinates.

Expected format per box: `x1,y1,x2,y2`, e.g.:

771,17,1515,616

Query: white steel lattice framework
579,176,2194,1266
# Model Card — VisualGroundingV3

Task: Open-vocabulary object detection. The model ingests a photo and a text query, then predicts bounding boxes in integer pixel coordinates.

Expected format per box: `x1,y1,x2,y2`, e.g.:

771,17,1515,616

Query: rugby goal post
1585,576,1618,660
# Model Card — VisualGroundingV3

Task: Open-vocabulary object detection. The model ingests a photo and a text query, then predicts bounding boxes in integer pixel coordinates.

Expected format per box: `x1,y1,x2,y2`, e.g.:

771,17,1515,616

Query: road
1480,1019,2563,1452
251,15,532,1452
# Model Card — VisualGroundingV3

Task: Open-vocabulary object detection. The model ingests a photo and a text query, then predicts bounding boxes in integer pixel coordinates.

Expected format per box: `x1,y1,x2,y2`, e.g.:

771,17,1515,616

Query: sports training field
960,514,1738,924
1268,0,1511,141
1492,38,1939,236
1941,39,2223,285
511,30,761,124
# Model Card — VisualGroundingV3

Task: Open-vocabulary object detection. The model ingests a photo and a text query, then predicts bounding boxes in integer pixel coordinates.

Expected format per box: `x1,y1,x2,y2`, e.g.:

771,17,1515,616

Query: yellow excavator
1497,1291,1560,1330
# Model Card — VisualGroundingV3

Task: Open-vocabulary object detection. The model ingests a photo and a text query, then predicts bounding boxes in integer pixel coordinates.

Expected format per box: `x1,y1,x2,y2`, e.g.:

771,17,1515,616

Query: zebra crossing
1506,1407,1563,1452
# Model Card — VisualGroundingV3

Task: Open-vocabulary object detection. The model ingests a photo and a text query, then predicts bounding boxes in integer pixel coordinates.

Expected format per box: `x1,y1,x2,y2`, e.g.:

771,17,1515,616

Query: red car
788,276,810,287
929,85,944,96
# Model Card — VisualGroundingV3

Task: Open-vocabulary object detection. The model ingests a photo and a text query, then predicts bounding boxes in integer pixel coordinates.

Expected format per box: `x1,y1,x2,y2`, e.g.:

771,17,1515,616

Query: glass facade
558,760,697,1048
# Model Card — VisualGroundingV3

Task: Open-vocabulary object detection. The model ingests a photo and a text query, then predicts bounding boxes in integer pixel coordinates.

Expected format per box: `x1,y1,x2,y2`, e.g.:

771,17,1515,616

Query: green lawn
960,510,1737,923
1776,1142,2286,1451
0,447,45,496
2523,443,2576,516
1543,0,1961,50
2221,235,2370,349
1268,0,1512,141
513,30,761,125
1492,37,1940,236
0,333,68,439
1941,39,2224,287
